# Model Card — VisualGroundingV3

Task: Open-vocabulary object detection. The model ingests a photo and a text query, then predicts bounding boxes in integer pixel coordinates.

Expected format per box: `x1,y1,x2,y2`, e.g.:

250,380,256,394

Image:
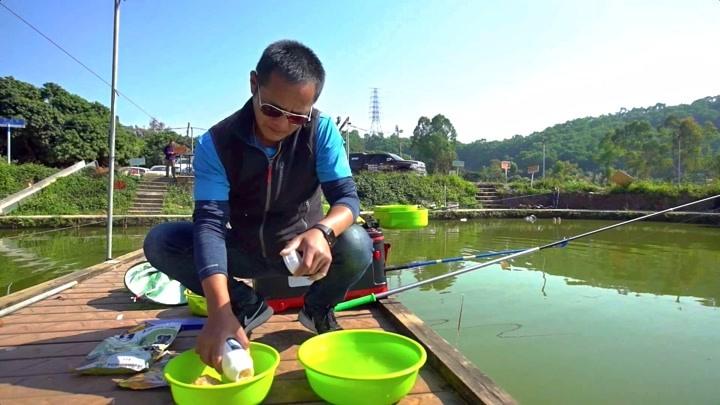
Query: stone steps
474,183,502,208
129,178,170,214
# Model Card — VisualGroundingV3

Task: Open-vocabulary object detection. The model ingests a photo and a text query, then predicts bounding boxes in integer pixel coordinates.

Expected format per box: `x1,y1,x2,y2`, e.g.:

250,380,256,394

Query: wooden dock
0,249,515,404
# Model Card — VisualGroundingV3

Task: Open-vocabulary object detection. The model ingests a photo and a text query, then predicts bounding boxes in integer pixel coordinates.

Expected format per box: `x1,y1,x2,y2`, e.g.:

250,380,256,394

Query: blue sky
2,0,719,143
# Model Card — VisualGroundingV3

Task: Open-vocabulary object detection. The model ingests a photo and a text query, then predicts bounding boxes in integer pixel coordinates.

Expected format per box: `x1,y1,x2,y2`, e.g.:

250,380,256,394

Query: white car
145,165,168,176
175,155,193,174
119,166,148,177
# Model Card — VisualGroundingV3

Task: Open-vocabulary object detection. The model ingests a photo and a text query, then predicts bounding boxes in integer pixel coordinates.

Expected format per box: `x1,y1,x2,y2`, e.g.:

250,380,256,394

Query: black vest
210,99,324,257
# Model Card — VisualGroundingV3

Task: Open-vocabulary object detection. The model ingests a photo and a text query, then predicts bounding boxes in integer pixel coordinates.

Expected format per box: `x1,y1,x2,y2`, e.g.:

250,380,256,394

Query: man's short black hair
256,40,325,100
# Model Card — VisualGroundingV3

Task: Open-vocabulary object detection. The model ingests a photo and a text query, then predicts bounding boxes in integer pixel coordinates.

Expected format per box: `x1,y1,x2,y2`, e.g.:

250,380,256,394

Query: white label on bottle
288,276,314,287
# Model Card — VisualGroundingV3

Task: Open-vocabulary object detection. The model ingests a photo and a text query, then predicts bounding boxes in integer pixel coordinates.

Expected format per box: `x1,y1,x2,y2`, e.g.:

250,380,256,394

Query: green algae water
1,219,718,403
384,219,720,404
0,226,146,296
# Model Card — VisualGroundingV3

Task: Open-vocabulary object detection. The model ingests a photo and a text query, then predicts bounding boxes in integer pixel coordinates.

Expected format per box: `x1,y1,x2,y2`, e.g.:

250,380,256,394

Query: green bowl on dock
184,289,208,316
297,329,427,405
164,342,280,405
373,205,428,229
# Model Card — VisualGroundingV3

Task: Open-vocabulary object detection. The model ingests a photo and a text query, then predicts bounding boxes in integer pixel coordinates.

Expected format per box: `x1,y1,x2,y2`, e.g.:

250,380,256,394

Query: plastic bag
114,351,177,389
75,321,181,375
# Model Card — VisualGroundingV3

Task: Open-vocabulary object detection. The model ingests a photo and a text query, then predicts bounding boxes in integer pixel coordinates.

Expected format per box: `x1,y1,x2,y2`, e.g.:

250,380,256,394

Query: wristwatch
311,223,337,248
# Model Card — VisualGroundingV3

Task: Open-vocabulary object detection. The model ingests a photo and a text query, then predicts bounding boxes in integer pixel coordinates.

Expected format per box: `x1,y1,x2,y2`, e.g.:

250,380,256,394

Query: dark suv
349,152,427,175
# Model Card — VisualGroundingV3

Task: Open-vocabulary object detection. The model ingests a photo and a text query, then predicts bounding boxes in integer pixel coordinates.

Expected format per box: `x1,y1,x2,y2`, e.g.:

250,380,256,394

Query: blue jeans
143,221,373,309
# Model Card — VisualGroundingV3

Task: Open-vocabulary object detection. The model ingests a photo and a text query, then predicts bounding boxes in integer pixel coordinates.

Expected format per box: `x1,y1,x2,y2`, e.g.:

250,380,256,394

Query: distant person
143,40,372,373
164,140,177,178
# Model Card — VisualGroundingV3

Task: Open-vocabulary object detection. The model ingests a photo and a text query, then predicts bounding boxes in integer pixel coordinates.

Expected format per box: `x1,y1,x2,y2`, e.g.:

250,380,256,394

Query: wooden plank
380,299,516,405
0,311,380,336
0,391,171,405
0,316,387,346
1,308,372,326
0,367,444,400
0,390,463,405
0,308,189,325
11,303,165,315
0,354,446,395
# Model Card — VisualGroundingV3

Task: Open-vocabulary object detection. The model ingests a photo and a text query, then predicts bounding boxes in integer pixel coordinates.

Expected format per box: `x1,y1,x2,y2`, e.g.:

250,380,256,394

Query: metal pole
345,130,350,160
105,0,121,260
677,137,681,183
542,142,546,179
6,127,10,164
187,122,192,153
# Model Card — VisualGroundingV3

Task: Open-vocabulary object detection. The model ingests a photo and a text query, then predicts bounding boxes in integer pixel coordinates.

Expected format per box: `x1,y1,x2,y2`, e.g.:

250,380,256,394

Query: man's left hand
280,228,332,280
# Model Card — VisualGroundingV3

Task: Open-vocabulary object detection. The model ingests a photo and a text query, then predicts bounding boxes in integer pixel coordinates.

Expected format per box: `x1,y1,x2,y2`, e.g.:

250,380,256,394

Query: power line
0,1,158,122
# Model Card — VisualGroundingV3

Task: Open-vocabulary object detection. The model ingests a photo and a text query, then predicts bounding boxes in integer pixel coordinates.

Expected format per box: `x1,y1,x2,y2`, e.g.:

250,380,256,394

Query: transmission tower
369,88,383,135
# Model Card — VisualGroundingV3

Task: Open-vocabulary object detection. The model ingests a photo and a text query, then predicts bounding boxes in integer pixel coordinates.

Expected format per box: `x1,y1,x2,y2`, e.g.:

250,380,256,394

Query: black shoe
298,305,343,334
233,298,273,334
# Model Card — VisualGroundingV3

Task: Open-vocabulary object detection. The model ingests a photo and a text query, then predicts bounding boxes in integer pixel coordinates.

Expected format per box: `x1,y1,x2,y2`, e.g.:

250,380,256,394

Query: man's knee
143,222,192,264
333,224,373,272
143,224,166,264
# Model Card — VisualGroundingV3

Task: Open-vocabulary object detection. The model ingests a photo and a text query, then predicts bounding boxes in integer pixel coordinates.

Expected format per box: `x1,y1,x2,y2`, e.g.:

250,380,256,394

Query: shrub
0,161,58,199
163,183,193,214
354,172,478,208
12,168,138,214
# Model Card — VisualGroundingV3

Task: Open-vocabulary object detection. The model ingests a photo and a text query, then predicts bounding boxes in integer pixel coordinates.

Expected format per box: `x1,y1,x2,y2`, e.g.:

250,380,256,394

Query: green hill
457,96,720,175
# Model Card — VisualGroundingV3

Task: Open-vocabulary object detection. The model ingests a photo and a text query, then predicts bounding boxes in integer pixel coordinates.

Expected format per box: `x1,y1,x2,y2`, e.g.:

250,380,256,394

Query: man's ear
250,71,258,95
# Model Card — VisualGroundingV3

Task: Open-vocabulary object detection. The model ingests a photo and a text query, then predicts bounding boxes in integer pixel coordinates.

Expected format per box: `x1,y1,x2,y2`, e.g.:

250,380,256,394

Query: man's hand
196,310,249,374
280,228,332,280
196,274,249,373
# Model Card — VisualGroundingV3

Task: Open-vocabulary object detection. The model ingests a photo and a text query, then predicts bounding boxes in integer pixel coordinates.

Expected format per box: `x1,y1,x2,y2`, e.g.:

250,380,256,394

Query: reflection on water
385,219,720,307
384,219,720,405
0,227,147,296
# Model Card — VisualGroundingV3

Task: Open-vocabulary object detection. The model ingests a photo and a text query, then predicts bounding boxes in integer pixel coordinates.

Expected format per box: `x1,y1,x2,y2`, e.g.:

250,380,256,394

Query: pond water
383,219,720,404
0,227,146,296
1,219,718,404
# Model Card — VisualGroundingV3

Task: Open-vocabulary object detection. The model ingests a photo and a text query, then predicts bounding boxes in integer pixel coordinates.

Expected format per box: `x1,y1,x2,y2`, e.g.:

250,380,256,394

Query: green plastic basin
184,289,208,316
297,329,427,405
164,342,280,405
373,205,428,229
373,204,420,213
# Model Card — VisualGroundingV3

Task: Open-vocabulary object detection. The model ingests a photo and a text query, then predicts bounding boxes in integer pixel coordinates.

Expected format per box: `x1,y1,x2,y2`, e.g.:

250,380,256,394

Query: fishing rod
335,194,720,311
384,249,526,272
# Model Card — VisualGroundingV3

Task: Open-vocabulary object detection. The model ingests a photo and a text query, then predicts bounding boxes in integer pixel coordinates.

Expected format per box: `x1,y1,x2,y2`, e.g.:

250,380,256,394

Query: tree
550,160,584,181
595,130,621,182
410,114,457,173
0,77,181,167
665,117,705,181
346,129,364,153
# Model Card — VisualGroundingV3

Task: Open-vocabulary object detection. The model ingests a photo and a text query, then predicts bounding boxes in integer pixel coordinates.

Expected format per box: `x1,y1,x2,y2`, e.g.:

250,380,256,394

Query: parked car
118,166,148,177
349,152,427,175
145,165,168,176
175,155,193,174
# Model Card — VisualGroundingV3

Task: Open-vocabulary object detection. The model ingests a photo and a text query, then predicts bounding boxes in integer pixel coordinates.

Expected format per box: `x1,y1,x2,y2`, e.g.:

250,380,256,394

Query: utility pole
542,142,546,179
677,136,681,183
105,0,121,260
186,122,191,153
395,125,403,156
338,117,351,160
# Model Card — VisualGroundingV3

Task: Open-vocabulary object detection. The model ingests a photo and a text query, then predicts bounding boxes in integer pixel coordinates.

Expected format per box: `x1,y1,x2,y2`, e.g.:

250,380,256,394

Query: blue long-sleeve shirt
192,113,360,281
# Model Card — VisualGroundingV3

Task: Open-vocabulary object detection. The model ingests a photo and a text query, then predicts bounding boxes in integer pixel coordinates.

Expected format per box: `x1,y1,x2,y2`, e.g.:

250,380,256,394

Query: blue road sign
0,118,26,128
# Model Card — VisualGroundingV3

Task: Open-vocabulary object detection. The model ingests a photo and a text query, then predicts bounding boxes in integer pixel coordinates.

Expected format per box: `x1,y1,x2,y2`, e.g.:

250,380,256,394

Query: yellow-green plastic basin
164,342,280,405
297,329,427,405
373,205,428,229
184,289,208,316
373,204,420,213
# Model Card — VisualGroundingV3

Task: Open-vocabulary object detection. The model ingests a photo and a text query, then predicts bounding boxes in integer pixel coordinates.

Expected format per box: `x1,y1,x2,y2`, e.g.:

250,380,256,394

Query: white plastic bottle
282,250,301,275
222,338,254,381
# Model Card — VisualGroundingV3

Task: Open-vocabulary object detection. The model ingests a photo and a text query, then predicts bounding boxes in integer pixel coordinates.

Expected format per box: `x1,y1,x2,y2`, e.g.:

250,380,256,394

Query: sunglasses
256,87,312,126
